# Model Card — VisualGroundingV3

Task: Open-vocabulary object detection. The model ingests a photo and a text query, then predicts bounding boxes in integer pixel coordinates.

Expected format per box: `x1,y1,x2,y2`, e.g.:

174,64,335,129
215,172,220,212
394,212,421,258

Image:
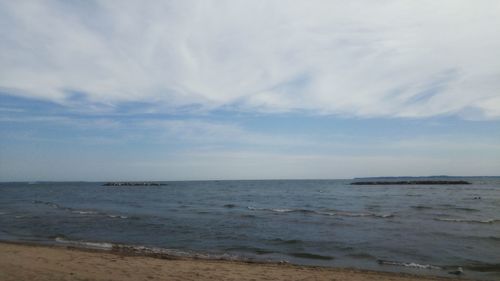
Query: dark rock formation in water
102,182,167,187
351,180,470,185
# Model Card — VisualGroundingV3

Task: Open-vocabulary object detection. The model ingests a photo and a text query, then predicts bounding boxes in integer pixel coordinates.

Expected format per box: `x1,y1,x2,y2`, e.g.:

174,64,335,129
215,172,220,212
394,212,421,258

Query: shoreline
0,241,469,281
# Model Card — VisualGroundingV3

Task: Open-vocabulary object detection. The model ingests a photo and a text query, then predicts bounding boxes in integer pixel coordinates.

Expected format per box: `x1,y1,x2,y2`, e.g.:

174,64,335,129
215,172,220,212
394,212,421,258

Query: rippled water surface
1,178,499,280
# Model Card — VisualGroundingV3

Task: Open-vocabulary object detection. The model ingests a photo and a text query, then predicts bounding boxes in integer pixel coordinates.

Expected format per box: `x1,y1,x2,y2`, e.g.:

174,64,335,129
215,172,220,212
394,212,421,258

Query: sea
1,177,499,280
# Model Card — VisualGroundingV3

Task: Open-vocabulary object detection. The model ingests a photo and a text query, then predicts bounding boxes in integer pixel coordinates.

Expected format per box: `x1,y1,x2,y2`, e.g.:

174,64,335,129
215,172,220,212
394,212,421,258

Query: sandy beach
0,242,466,281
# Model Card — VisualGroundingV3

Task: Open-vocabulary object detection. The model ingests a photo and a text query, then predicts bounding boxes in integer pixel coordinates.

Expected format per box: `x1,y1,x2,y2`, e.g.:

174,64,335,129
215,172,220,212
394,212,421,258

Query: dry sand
0,242,465,281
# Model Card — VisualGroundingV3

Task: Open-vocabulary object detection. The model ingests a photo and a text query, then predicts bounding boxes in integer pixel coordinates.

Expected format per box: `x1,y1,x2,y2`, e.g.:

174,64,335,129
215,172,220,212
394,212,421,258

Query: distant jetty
351,180,471,185
102,182,167,187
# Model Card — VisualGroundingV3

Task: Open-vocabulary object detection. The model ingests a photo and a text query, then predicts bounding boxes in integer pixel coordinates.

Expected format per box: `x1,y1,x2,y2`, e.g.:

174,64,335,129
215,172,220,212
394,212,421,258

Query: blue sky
1,1,499,181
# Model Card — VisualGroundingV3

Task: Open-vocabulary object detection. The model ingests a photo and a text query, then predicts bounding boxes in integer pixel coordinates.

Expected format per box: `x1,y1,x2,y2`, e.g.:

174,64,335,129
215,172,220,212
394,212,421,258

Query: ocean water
1,178,499,280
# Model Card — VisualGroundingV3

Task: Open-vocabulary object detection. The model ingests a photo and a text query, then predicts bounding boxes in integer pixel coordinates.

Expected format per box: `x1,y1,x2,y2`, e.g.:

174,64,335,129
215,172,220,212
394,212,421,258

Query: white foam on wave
247,206,394,219
271,208,294,213
379,260,441,270
107,214,128,219
334,211,393,218
53,238,262,263
55,237,113,250
33,200,128,219
72,210,98,215
73,210,128,219
248,207,316,214
54,238,203,259
112,244,270,263
434,218,499,224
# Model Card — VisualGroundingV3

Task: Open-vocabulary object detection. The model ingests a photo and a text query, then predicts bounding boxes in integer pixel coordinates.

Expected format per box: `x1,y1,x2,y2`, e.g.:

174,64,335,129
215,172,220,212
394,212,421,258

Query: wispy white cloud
2,113,499,180
3,111,499,157
1,0,499,119
0,114,316,149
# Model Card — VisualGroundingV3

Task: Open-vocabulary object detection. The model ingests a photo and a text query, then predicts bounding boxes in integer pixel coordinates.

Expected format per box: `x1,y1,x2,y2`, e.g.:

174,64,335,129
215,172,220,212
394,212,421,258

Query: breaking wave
33,200,129,220
378,260,441,270
434,218,500,224
270,238,303,244
412,205,480,212
247,206,393,219
55,237,113,250
54,237,273,263
289,252,334,260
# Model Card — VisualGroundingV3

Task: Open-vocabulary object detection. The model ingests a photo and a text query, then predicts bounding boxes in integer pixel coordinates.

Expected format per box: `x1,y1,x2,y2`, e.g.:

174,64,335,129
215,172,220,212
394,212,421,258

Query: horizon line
2,175,500,183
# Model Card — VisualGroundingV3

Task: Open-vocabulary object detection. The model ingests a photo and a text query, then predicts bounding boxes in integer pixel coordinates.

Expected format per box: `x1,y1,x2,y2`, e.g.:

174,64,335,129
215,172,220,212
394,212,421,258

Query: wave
380,259,500,273
107,214,129,219
411,205,433,210
411,205,480,212
289,252,334,260
405,194,423,197
439,204,480,212
270,238,303,245
15,215,29,219
54,237,335,263
430,231,500,242
247,206,393,219
54,238,272,263
225,246,276,255
33,200,64,209
247,207,299,213
347,252,377,259
434,218,500,224
463,263,500,272
33,200,129,220
330,211,394,218
240,214,256,218
378,260,441,270
72,210,99,215
55,237,113,250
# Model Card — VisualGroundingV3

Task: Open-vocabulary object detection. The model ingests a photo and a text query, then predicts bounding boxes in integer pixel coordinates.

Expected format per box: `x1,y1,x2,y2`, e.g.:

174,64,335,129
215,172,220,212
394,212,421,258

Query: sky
1,0,499,181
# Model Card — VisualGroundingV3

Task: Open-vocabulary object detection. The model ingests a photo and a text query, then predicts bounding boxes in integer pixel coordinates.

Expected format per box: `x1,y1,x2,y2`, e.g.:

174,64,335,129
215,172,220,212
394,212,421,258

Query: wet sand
0,242,465,281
